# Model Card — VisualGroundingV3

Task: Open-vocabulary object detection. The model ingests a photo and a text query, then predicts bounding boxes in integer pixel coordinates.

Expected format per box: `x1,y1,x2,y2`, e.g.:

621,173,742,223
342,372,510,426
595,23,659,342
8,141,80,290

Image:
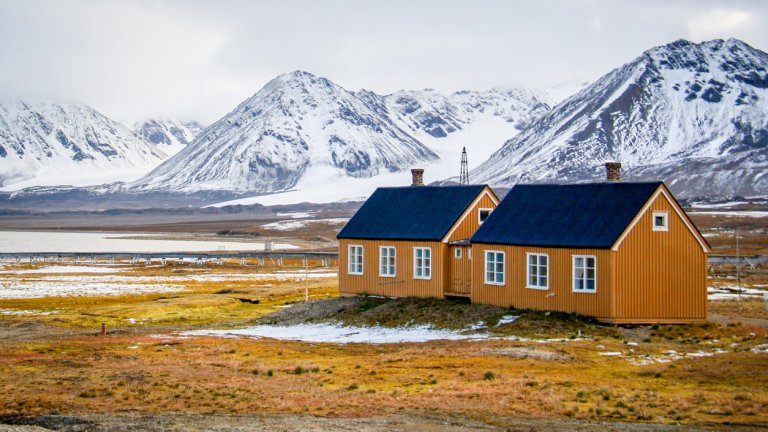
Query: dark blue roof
471,182,663,248
337,185,487,241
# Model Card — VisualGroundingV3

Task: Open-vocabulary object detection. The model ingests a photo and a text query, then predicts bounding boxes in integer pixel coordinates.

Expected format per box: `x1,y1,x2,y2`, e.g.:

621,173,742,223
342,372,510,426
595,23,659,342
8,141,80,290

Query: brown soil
1,413,760,432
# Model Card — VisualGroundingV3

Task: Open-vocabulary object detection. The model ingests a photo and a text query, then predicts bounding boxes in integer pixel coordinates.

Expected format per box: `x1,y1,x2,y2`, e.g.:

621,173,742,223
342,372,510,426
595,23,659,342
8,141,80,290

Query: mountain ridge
133,70,548,194
0,100,167,189
470,38,768,198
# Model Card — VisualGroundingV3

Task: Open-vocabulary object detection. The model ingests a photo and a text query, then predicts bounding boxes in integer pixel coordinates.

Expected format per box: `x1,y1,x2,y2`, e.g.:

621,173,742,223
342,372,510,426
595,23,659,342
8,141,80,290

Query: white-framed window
413,247,432,279
348,245,363,275
526,253,549,290
484,250,505,285
478,208,492,224
572,255,596,293
454,248,462,259
379,246,396,277
652,211,669,231
468,249,472,260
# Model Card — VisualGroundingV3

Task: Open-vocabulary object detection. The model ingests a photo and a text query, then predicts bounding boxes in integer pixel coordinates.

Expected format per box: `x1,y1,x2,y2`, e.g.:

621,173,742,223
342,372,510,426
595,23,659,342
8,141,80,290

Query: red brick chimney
605,161,621,182
411,168,424,186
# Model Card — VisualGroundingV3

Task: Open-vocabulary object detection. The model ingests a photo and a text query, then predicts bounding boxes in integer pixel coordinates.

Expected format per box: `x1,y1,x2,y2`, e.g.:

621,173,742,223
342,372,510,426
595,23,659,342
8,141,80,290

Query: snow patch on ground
629,349,728,366
275,212,315,219
0,275,183,298
0,231,297,253
689,211,768,218
708,285,766,301
186,272,336,282
262,220,307,231
3,266,126,274
496,315,520,326
263,218,349,231
183,323,494,344
0,308,58,316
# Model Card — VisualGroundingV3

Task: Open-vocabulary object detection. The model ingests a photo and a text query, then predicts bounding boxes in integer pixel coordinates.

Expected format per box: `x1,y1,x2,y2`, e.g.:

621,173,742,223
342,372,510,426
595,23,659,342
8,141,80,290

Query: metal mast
459,146,469,185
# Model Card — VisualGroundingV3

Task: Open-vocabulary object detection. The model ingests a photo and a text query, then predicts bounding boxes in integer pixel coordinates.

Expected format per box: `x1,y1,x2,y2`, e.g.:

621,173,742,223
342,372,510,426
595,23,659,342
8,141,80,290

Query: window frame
484,250,505,285
526,252,549,290
478,208,493,224
413,247,432,280
572,255,597,293
454,248,462,259
378,246,396,278
347,244,364,275
652,211,669,232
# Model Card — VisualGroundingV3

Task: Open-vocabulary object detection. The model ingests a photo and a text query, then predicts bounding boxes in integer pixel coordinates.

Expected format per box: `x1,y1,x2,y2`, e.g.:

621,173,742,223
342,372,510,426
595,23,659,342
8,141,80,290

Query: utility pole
736,227,741,307
459,147,469,185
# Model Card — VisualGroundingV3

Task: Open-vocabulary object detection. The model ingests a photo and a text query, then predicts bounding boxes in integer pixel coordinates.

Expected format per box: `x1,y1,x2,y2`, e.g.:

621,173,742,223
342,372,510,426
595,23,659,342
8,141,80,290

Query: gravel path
1,413,759,432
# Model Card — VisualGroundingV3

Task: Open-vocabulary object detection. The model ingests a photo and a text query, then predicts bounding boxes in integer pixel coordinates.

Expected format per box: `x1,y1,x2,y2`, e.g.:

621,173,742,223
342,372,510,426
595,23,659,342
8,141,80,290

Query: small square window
454,248,462,259
478,208,492,224
652,212,669,231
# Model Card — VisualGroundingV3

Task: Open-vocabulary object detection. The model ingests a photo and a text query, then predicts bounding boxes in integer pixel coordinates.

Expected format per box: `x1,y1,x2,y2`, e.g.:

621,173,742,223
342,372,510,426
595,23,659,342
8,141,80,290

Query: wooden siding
444,188,498,243
471,244,615,318
612,191,707,322
448,246,472,295
338,239,447,298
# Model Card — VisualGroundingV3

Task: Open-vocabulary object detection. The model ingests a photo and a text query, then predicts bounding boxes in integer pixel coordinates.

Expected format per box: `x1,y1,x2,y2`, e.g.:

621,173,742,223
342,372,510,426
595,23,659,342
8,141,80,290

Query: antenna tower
459,147,469,185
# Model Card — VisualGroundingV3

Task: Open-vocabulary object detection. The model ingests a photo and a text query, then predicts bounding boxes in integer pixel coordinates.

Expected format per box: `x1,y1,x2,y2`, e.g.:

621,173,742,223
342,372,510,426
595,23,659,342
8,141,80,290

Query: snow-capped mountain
135,71,439,193
135,71,550,194
376,87,549,140
471,38,768,199
0,101,167,189
132,119,205,156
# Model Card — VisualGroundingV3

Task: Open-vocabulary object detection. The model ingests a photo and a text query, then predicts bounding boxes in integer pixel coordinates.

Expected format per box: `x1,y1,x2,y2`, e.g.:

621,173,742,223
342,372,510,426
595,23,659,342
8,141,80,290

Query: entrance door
448,246,472,296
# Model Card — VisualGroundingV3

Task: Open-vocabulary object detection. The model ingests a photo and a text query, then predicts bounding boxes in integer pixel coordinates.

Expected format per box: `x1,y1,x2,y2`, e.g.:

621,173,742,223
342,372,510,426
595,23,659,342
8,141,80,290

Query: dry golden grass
0,261,338,329
1,327,767,425
710,298,768,320
1,261,768,427
689,212,768,255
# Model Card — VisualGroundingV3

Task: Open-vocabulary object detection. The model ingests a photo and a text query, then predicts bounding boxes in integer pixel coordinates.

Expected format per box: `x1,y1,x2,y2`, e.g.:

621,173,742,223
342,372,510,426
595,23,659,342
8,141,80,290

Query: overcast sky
0,0,766,125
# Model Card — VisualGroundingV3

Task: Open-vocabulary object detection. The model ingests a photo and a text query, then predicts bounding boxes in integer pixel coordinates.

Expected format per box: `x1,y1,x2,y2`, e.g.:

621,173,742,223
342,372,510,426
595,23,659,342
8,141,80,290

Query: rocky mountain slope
135,71,549,194
0,101,166,188
132,119,205,156
471,38,768,199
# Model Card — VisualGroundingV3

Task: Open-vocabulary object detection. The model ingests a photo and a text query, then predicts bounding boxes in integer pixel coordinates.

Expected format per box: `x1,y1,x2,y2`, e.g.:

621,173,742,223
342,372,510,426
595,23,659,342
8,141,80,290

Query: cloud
0,1,766,125
687,8,754,41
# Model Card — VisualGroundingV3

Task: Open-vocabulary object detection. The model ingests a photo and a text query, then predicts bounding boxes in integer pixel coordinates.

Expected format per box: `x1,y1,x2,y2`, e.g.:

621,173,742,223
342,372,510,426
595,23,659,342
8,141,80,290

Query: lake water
0,231,296,253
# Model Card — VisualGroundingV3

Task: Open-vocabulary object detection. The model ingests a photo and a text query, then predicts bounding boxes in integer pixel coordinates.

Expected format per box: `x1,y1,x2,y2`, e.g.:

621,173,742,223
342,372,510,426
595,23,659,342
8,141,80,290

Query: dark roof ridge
337,184,490,241
471,182,663,248
511,181,663,187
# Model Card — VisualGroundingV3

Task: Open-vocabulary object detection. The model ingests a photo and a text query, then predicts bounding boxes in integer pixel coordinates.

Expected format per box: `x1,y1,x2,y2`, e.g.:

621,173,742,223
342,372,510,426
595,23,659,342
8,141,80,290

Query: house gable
442,186,499,243
337,185,487,241
610,184,710,253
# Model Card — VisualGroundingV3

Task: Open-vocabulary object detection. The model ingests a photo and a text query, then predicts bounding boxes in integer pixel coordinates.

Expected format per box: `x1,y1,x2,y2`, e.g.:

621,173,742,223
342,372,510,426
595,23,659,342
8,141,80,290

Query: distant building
337,164,710,324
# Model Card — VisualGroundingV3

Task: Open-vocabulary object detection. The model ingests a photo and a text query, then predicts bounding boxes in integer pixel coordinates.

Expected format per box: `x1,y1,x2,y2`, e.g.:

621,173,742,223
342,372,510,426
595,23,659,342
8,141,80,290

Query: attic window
652,212,669,232
454,248,462,259
478,208,492,224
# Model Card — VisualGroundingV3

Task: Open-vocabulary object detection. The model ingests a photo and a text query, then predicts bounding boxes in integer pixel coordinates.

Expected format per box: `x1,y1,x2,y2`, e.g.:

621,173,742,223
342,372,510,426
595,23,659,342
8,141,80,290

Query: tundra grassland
0,259,766,429
1,205,768,431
